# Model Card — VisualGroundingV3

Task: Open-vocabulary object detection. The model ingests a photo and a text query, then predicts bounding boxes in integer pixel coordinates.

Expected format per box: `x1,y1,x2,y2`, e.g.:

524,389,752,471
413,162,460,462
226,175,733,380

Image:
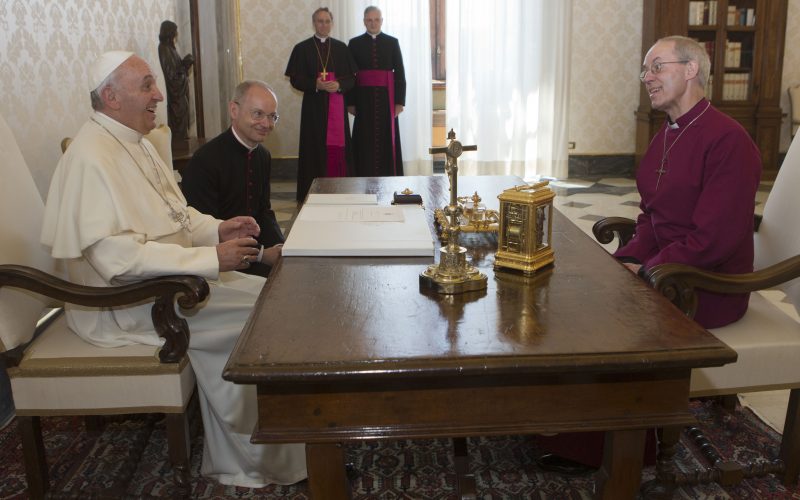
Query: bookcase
635,0,788,173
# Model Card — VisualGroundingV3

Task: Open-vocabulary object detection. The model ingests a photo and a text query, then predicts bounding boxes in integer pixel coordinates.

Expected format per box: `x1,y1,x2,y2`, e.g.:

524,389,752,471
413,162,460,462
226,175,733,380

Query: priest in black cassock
347,6,406,177
181,80,285,278
285,7,358,203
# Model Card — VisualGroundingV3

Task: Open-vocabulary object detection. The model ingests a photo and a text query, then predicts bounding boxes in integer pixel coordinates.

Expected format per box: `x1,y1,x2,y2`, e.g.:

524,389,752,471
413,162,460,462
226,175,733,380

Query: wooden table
223,175,736,499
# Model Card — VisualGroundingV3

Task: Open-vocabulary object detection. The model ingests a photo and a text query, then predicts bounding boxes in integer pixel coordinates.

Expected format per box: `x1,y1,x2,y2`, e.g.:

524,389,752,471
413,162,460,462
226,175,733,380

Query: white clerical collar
93,111,143,143
315,35,328,43
231,126,258,152
368,32,380,39
667,120,680,130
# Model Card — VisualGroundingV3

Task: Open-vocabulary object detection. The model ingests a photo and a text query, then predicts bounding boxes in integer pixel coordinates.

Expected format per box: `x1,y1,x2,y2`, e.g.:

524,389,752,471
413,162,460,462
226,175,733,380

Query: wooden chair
592,138,800,494
0,114,206,499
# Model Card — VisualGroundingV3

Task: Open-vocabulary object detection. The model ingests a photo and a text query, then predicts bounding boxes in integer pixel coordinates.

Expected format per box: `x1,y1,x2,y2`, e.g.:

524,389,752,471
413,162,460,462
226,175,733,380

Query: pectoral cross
320,69,328,81
655,159,667,190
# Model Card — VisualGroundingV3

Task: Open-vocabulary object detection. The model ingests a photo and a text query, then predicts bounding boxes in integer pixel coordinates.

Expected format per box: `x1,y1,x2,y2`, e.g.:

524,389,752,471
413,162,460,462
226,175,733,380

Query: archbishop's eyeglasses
233,101,280,124
639,60,688,82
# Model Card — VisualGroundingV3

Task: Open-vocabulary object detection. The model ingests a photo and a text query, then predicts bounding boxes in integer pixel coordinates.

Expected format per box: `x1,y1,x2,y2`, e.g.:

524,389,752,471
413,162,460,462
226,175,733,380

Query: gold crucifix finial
420,129,486,294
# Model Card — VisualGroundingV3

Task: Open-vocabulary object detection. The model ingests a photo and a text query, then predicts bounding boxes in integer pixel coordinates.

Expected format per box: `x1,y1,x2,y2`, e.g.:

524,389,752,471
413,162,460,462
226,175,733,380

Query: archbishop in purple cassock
536,35,761,472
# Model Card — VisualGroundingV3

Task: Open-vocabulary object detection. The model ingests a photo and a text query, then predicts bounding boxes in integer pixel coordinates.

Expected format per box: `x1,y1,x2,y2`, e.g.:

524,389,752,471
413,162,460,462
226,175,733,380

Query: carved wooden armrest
0,264,209,363
592,217,636,249
644,255,800,318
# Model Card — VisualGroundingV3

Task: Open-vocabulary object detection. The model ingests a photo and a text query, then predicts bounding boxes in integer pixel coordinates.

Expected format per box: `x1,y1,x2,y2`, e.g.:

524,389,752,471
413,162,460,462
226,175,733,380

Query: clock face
448,141,463,158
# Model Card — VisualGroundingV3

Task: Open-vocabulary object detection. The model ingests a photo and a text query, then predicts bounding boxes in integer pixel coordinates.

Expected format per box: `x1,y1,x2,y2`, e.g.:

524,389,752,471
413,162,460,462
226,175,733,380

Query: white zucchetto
89,51,134,92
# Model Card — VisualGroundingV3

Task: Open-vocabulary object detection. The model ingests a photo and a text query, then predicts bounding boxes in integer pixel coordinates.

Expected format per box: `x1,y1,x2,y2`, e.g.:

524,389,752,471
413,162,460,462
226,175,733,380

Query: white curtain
327,0,433,175
446,0,572,180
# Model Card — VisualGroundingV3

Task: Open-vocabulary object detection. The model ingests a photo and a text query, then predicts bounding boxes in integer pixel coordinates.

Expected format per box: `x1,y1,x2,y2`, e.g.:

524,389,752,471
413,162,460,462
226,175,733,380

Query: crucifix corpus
420,129,488,294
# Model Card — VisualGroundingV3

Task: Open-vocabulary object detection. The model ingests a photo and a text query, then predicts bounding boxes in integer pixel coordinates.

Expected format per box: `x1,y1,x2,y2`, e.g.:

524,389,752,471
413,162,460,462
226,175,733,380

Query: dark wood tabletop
223,175,736,499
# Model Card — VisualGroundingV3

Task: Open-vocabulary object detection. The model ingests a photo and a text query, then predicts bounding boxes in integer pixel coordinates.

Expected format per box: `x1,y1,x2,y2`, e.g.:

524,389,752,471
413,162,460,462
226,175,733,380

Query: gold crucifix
320,69,328,80
420,129,487,294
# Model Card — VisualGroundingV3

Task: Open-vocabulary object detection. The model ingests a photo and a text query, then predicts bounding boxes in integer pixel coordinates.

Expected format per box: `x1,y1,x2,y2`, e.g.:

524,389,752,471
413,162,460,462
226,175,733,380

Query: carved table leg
594,429,646,500
780,388,800,485
307,443,350,500
453,437,476,499
640,426,680,499
18,416,49,500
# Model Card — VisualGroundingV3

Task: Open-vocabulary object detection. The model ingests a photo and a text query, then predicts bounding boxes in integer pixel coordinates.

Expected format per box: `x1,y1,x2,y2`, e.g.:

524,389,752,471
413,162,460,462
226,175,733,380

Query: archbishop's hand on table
219,216,260,242
217,237,260,272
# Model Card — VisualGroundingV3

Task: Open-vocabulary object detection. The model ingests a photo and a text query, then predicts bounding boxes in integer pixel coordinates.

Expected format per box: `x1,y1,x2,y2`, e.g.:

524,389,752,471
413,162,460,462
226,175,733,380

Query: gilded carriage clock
494,181,555,275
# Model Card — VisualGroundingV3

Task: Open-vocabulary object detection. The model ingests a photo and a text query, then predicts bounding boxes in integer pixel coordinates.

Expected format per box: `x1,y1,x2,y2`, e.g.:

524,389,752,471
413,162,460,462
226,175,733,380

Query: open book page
304,193,378,205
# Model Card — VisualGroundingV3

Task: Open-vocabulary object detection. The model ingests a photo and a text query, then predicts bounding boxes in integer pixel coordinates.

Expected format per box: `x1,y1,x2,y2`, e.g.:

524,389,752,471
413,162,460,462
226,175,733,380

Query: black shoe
345,462,359,481
535,453,597,476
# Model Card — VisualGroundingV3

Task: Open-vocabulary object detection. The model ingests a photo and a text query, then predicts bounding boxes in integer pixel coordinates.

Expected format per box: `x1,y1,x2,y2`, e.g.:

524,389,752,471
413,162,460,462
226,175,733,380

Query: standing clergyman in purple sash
347,5,406,178
285,7,358,203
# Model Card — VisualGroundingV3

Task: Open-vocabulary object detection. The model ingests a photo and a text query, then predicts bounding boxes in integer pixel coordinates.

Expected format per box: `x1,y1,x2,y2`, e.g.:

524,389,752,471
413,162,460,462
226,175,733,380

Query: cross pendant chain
655,159,667,190
655,101,712,191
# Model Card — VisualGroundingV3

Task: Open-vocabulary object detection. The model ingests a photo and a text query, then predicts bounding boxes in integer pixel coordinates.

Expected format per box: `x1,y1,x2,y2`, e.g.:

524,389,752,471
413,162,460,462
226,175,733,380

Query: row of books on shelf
688,1,756,26
727,5,756,26
688,1,717,25
703,74,750,101
722,73,750,100
725,40,743,68
696,39,750,70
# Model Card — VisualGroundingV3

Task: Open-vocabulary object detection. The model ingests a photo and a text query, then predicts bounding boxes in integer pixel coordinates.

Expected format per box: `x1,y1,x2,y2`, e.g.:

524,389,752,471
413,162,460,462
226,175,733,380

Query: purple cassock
615,98,762,328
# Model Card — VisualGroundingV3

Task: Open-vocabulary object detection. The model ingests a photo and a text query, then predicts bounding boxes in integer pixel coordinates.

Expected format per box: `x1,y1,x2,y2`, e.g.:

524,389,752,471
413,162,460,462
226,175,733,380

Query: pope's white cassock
40,111,306,488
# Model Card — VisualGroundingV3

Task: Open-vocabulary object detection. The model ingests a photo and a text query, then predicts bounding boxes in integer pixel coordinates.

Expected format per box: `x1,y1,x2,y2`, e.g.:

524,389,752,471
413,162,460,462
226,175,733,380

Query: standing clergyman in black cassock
285,7,358,203
347,5,406,177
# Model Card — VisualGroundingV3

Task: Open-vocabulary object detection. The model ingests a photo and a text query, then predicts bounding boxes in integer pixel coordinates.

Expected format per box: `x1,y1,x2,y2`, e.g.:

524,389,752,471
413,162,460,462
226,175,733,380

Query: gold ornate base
494,248,555,276
419,245,488,294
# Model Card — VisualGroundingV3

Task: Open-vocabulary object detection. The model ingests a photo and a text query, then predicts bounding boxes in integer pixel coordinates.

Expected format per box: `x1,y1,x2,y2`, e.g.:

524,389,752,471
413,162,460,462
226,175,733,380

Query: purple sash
356,69,397,175
321,71,345,149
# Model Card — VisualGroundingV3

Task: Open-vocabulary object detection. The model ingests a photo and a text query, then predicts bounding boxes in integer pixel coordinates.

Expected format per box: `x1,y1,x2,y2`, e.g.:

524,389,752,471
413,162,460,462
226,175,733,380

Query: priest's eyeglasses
250,111,280,124
639,60,688,81
233,101,279,124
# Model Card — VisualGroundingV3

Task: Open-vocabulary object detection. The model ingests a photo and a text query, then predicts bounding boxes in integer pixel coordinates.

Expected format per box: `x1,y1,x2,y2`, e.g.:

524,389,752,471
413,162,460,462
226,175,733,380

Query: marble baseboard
273,155,637,180
568,155,635,178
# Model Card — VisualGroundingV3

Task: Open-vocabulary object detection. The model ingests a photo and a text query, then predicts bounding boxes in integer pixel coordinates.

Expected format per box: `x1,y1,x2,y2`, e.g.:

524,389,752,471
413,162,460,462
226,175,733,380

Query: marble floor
269,175,790,434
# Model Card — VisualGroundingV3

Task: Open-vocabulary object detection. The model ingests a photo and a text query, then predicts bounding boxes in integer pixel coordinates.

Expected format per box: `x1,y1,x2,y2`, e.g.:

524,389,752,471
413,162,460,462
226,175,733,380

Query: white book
282,204,434,257
304,193,378,205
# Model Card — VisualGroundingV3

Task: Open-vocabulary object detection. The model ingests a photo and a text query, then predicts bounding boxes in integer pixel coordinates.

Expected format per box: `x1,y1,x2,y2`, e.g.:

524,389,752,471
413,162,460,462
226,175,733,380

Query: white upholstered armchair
0,114,205,499
592,135,800,493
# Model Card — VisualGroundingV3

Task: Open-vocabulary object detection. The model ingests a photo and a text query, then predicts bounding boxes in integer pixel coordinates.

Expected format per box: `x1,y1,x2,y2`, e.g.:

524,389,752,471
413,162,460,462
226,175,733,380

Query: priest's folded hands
217,216,262,271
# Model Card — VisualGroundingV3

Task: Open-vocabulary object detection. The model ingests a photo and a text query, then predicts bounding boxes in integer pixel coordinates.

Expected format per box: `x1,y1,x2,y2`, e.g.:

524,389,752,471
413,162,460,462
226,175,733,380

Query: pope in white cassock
40,51,306,487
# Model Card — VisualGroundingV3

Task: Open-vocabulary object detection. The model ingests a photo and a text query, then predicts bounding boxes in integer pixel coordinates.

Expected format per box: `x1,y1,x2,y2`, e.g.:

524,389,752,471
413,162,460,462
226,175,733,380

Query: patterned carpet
1,400,798,499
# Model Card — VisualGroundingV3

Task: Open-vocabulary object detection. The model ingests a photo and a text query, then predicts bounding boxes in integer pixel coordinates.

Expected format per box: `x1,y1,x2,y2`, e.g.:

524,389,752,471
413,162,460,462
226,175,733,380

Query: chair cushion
9,315,195,415
754,133,800,317
690,292,800,396
0,113,57,351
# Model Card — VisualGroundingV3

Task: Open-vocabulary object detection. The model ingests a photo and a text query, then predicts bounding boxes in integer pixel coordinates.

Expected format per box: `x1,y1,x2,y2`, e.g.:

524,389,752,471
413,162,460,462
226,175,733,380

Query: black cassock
181,128,284,277
285,37,357,202
347,32,406,177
